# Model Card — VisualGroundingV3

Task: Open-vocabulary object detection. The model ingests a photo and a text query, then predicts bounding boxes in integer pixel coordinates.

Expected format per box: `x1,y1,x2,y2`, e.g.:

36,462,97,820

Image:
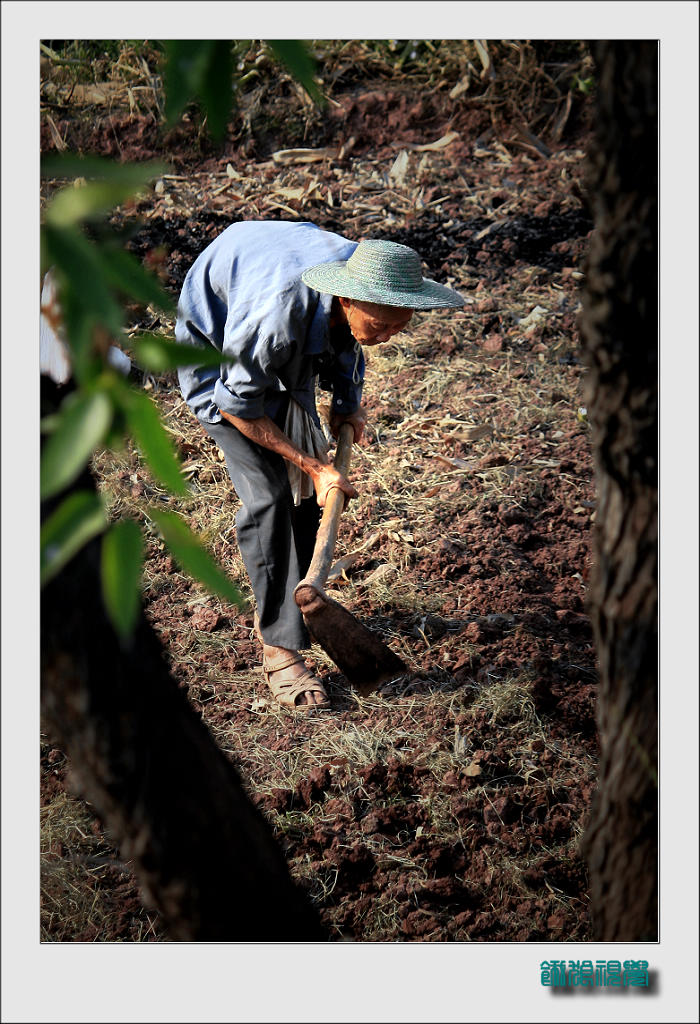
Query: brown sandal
262,653,330,712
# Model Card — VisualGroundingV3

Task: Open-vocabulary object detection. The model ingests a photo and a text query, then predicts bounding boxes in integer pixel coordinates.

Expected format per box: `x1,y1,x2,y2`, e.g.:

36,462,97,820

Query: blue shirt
175,221,363,426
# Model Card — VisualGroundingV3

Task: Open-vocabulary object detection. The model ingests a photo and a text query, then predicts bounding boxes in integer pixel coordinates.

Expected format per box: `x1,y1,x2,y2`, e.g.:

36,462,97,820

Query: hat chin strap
351,341,362,384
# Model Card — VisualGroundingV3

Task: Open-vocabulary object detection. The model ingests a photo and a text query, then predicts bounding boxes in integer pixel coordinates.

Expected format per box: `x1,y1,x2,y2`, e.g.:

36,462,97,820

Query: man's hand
330,405,367,443
309,462,358,508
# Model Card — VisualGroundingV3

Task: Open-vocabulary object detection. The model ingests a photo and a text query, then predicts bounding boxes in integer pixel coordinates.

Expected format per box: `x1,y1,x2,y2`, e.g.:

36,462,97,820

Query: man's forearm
219,411,323,475
220,409,358,507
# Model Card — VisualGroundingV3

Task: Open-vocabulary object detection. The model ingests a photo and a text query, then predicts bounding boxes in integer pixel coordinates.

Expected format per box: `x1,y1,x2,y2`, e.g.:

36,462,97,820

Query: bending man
176,221,463,711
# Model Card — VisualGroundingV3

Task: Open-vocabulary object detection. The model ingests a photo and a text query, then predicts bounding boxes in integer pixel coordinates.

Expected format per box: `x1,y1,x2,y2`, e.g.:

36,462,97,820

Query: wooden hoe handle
296,422,354,599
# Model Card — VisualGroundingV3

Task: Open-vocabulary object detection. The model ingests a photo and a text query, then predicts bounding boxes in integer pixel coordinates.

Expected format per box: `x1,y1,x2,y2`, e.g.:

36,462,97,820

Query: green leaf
101,519,144,640
58,286,104,385
41,490,106,586
116,384,189,496
40,389,113,500
266,41,324,106
132,335,223,372
198,40,235,140
95,246,175,314
46,180,150,229
162,40,235,140
41,154,166,186
149,508,244,607
42,157,166,230
163,40,213,125
43,225,123,338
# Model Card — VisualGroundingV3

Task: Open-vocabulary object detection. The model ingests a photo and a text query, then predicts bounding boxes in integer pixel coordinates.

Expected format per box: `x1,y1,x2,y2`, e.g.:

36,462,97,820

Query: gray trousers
201,407,321,650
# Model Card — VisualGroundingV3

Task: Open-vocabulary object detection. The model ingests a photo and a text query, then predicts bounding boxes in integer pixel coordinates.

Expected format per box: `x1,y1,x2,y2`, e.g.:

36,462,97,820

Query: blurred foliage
100,518,145,640
266,41,324,106
40,41,320,639
40,155,242,638
40,37,593,640
161,39,323,139
41,490,107,588
162,40,236,140
41,39,593,153
41,39,322,142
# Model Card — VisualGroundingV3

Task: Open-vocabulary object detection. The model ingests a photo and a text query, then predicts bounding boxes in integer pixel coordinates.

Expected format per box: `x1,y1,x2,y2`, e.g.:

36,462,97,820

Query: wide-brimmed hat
301,239,464,310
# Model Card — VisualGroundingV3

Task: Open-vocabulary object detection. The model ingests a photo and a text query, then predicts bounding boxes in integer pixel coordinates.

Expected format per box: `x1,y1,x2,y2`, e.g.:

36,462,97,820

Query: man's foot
262,644,330,711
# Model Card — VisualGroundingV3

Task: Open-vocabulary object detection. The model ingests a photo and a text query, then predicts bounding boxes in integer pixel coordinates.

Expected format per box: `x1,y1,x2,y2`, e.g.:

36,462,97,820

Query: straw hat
301,239,464,310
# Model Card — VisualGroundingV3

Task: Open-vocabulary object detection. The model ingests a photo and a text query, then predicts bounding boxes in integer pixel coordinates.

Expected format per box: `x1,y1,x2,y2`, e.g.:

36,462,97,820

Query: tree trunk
580,41,658,941
41,381,326,941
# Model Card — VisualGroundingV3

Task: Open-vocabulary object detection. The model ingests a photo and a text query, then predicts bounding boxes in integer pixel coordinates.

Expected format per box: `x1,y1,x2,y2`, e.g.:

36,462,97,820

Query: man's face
340,298,414,345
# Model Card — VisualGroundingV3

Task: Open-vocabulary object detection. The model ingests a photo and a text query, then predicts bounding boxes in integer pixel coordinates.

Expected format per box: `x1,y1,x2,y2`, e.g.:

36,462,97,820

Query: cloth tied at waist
284,399,330,505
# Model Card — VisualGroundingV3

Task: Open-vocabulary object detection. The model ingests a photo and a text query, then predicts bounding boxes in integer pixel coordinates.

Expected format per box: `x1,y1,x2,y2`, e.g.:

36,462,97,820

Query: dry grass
41,36,597,941
200,664,596,940
50,295,594,941
40,742,161,942
41,39,591,157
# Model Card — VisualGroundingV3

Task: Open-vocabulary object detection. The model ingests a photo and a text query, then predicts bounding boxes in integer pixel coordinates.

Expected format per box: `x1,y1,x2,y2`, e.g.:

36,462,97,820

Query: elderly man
176,220,463,711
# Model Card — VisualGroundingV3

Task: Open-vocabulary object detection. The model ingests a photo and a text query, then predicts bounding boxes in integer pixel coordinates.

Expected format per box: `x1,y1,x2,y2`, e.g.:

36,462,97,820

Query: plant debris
41,39,598,943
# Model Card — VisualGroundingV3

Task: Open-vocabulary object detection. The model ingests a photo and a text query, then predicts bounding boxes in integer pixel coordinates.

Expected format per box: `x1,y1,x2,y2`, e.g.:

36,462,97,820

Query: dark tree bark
41,382,326,941
579,42,658,941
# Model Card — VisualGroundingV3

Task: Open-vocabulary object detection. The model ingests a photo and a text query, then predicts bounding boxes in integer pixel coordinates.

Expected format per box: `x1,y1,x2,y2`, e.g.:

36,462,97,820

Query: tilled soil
142,400,597,942
41,62,599,943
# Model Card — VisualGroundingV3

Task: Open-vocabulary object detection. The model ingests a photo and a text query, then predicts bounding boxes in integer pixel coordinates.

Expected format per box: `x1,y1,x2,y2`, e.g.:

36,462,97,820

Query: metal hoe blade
302,592,406,696
294,423,408,695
